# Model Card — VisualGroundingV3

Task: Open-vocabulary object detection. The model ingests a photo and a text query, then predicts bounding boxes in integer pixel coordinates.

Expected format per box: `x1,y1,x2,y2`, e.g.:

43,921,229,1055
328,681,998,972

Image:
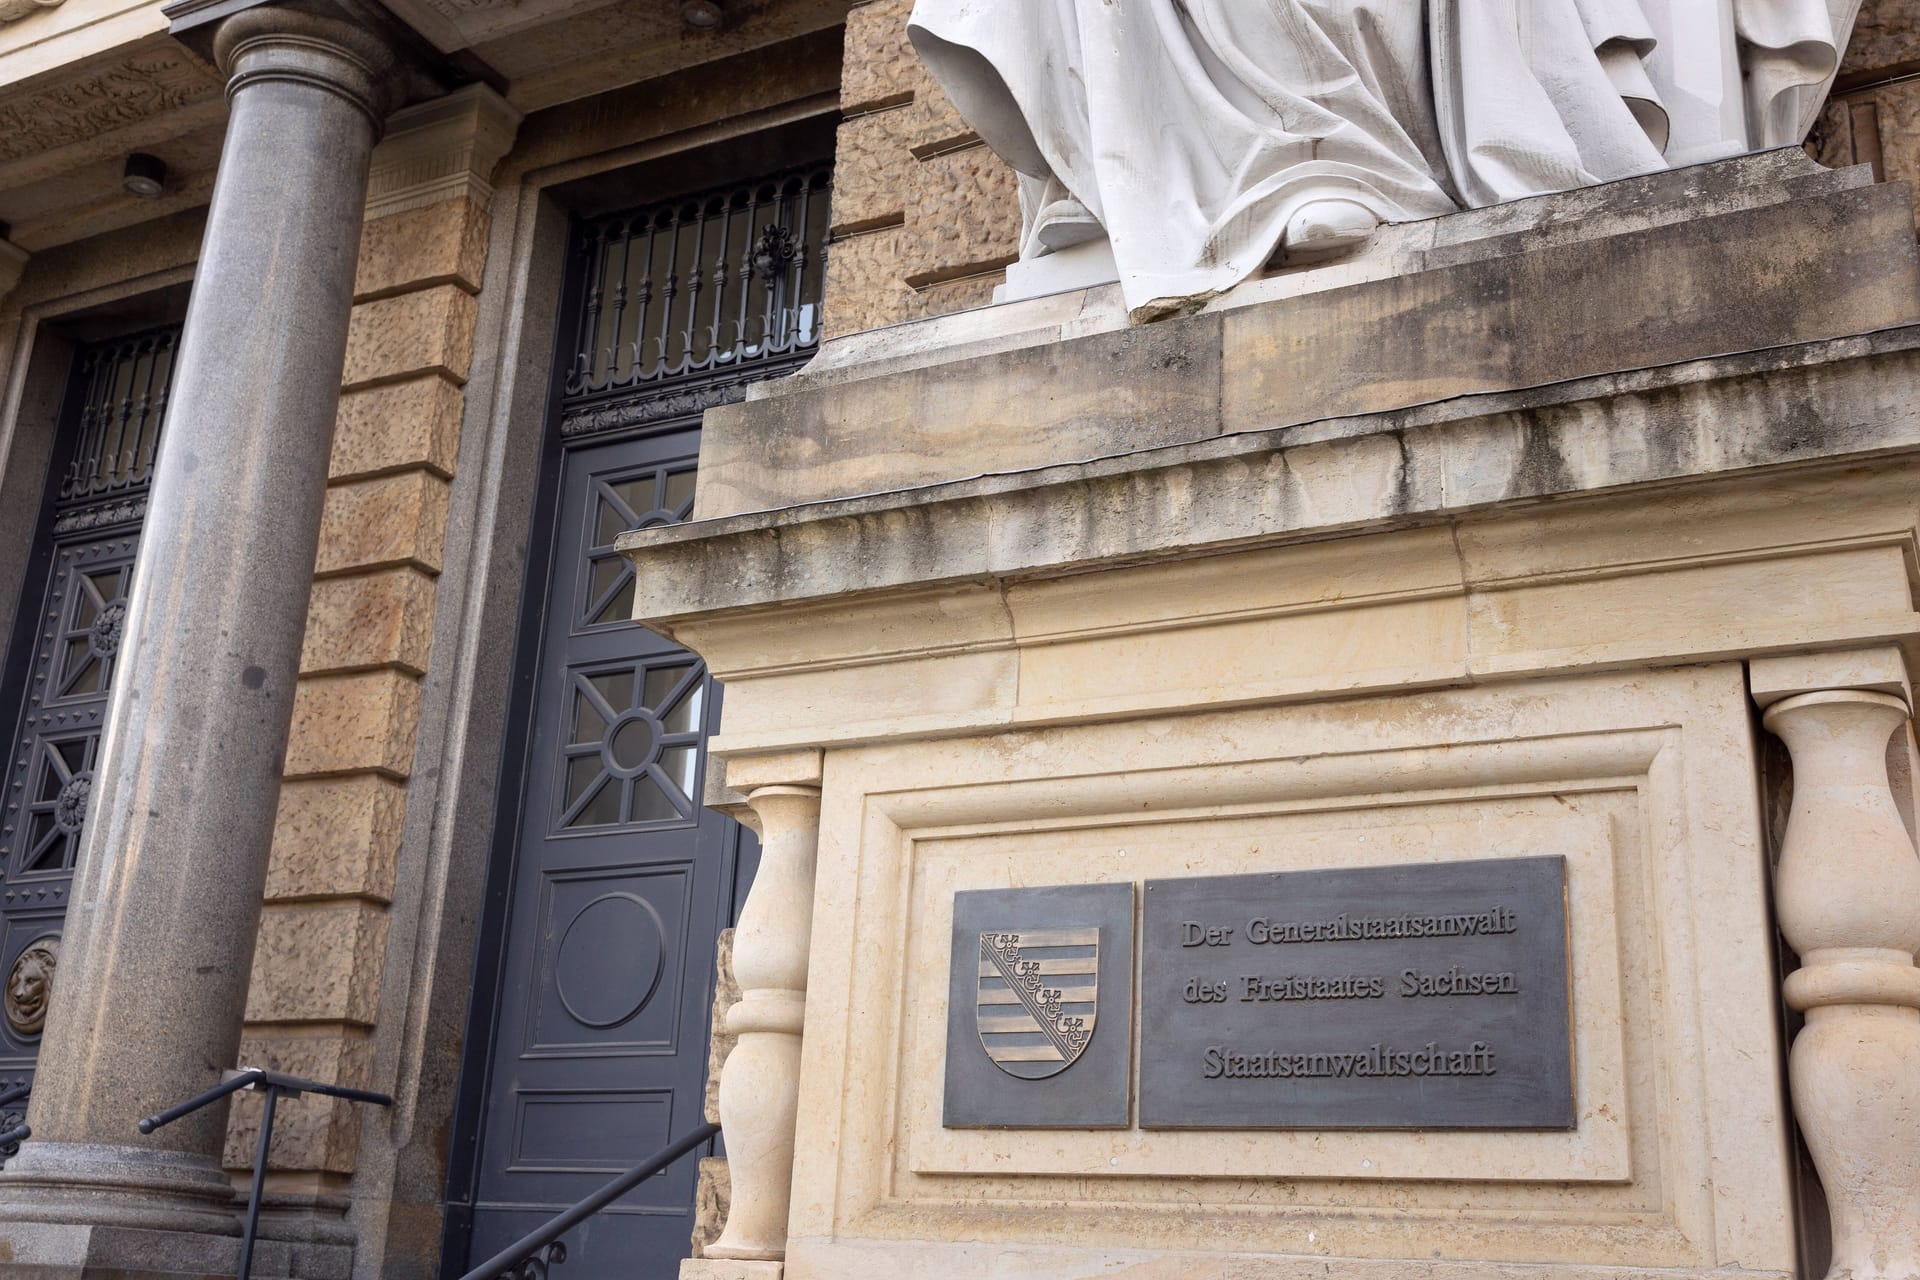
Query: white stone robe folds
907,0,1857,315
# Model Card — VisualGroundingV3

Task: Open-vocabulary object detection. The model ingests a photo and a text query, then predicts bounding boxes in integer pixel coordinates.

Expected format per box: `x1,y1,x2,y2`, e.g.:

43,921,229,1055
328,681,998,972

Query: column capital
1750,644,1913,712
212,5,403,127
367,83,522,218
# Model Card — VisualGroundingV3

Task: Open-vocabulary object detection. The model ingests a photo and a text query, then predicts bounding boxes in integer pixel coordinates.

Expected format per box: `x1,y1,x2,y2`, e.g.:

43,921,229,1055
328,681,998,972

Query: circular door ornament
554,894,665,1029
6,936,60,1037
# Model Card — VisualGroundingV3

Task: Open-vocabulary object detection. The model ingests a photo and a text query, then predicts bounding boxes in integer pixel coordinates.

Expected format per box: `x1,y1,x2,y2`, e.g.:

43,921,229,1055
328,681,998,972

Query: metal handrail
139,1068,393,1280
455,1121,721,1280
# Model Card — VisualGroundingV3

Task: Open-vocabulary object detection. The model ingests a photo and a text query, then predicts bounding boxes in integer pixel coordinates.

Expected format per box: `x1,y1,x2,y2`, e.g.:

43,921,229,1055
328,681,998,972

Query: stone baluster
1756,651,1920,1280
704,751,822,1267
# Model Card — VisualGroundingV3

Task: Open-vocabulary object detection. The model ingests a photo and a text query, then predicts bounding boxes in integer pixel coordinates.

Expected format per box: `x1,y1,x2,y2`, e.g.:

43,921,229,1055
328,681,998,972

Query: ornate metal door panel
450,163,830,1280
0,327,179,1146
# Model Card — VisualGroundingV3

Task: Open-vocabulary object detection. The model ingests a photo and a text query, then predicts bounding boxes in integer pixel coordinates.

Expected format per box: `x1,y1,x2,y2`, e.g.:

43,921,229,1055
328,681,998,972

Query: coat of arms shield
975,927,1099,1079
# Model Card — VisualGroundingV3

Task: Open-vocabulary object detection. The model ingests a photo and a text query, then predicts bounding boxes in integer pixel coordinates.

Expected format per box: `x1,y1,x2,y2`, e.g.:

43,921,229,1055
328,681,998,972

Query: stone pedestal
622,152,1920,1279
0,6,398,1278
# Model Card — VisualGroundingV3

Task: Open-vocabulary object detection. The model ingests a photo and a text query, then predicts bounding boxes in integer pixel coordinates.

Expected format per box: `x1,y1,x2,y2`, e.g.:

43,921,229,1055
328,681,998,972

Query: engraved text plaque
1138,856,1574,1129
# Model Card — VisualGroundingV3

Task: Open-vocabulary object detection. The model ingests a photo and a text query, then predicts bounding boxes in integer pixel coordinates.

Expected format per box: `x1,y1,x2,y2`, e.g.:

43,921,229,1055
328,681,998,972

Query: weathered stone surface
701,308,1222,513
627,328,1920,633
902,143,1020,284
841,0,926,114
703,929,739,1125
268,775,408,903
331,374,465,481
302,568,437,675
719,158,1920,512
284,671,423,779
832,110,912,235
315,471,450,575
910,270,1001,321
342,285,478,388
689,1156,732,1260
823,225,916,336
1222,181,1920,433
224,1030,375,1174
354,197,490,300
245,901,390,1026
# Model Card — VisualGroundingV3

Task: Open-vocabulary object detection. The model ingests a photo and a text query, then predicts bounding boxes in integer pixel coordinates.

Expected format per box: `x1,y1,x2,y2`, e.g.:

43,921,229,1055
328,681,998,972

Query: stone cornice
618,324,1920,623
365,82,520,218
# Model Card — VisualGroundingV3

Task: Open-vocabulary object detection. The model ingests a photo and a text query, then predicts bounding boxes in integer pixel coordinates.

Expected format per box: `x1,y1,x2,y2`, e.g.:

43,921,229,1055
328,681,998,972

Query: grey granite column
0,4,397,1243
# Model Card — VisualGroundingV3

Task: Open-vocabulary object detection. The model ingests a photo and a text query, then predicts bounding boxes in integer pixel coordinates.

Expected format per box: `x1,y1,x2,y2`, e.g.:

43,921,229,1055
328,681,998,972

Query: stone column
1753,650,1920,1280
699,751,823,1273
0,2,398,1243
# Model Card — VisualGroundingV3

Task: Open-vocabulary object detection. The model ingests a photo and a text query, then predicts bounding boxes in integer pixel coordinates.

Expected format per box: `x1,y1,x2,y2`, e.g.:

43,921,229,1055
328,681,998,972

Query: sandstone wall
222,183,491,1187
821,0,1022,338
1812,0,1920,224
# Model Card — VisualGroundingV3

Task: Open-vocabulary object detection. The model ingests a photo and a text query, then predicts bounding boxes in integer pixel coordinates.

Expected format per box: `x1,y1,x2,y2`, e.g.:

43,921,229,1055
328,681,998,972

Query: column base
0,1142,240,1235
0,1221,352,1280
681,1260,783,1280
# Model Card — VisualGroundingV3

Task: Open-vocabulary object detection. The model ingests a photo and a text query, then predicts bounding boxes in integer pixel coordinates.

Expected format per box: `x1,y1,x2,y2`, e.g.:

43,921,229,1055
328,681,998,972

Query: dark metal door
464,426,744,1275
0,327,179,1149
449,162,831,1280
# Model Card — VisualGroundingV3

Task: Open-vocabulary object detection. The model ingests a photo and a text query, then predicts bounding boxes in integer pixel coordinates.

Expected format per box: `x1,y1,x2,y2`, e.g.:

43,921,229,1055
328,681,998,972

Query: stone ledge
624,326,1920,620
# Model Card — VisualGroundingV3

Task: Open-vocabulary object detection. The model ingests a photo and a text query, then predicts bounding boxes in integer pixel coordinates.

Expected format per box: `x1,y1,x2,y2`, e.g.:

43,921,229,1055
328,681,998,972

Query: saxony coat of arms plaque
944,882,1133,1128
976,927,1099,1079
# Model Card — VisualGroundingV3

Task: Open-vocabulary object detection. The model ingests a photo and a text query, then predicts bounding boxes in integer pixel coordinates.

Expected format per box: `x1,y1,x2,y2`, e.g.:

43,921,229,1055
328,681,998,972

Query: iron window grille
558,162,832,437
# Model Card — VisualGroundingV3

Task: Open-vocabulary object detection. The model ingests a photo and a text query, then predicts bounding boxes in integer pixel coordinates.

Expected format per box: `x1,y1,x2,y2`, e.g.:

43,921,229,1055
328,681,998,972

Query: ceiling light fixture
123,153,167,198
681,0,723,29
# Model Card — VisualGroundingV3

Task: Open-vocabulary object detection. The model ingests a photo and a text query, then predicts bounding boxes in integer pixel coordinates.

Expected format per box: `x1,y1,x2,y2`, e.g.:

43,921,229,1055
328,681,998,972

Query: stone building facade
0,3,1915,1280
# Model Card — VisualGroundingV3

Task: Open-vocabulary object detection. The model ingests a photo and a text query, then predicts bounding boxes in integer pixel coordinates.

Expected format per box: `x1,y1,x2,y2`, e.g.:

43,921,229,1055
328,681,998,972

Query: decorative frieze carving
0,47,221,167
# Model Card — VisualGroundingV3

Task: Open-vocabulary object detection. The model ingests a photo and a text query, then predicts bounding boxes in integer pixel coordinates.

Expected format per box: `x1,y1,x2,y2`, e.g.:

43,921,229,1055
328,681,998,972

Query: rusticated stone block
268,775,408,903
343,285,478,388
832,110,912,235
702,928,739,1124
823,225,916,337
284,670,423,779
224,1028,374,1174
1843,0,1920,78
302,567,437,676
688,1156,731,1259
315,470,450,576
902,143,1020,285
841,0,926,114
245,901,390,1025
355,197,491,300
900,80,979,156
332,374,464,481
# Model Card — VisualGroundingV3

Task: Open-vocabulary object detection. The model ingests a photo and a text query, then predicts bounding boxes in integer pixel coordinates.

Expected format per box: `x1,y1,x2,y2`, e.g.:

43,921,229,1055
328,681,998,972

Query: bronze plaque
943,882,1134,1128
1138,856,1574,1129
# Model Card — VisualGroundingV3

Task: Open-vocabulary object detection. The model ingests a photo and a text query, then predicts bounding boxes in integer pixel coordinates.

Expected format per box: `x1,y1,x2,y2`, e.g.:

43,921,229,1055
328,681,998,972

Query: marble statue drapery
907,0,1858,317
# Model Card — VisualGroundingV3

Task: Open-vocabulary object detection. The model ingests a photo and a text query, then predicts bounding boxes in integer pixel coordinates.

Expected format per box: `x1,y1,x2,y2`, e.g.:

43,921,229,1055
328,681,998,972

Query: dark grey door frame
441,158,831,1280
